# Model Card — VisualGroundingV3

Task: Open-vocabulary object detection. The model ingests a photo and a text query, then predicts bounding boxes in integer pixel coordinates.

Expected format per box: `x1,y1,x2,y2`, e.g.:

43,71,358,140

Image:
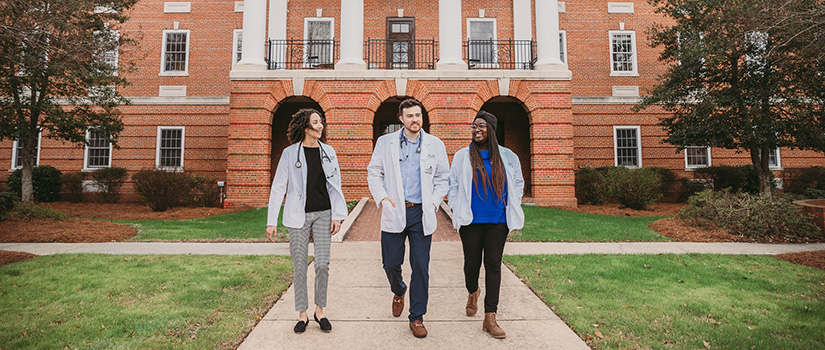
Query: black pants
459,222,508,313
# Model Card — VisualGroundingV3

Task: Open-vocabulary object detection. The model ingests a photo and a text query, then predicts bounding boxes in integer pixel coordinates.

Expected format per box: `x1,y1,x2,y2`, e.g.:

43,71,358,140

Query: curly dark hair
287,108,326,144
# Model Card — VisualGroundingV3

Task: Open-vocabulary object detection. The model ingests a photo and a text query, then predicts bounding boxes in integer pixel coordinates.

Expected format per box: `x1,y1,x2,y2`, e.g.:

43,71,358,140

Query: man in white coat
367,98,450,338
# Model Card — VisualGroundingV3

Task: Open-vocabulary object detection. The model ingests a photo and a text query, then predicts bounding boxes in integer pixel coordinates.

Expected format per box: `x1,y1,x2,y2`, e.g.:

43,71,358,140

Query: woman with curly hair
447,110,525,339
266,108,347,334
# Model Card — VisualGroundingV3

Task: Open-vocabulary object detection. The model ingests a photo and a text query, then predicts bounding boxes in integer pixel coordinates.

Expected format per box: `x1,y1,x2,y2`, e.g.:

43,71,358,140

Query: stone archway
270,96,324,178
480,96,532,197
373,96,430,144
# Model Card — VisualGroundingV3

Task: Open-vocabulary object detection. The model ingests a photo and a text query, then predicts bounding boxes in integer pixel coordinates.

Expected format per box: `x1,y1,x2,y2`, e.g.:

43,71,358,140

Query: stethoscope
295,139,331,168
399,131,421,161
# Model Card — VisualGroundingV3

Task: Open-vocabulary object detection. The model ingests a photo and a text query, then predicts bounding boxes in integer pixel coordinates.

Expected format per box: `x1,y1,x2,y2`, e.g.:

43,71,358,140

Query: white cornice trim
573,96,643,104
127,96,230,105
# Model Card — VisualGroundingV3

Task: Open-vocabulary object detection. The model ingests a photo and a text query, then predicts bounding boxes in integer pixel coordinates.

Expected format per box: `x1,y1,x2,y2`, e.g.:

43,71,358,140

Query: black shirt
304,146,331,213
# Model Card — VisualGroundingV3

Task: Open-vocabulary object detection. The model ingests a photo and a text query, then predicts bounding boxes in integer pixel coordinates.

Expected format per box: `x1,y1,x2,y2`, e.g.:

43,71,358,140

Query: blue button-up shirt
400,132,422,203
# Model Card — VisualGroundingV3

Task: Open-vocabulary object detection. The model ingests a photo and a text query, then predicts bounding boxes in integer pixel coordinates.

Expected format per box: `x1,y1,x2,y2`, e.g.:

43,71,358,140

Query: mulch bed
0,250,38,266
45,202,249,221
649,217,752,242
775,250,825,271
569,203,685,217
0,218,136,242
0,202,249,243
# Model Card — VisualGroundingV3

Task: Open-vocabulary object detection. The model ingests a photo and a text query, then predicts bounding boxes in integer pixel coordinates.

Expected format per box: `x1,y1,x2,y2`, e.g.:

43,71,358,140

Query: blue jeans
381,205,432,322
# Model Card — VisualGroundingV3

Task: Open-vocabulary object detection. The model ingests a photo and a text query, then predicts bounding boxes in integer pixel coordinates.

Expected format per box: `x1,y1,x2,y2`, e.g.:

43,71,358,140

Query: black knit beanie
474,110,498,132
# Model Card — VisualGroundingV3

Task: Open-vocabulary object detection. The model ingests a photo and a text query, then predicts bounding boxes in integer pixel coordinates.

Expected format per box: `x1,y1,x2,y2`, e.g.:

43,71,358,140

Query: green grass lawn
505,254,825,349
510,206,671,242
0,254,292,350
119,207,289,242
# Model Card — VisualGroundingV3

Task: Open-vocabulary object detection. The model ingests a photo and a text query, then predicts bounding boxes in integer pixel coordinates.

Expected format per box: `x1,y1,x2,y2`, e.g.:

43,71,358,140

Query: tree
0,0,137,202
636,0,825,196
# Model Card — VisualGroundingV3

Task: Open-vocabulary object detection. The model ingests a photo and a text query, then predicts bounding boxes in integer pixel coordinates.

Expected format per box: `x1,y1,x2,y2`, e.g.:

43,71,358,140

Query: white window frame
83,128,113,170
609,30,638,76
303,17,335,67
768,147,781,170
684,146,712,170
160,29,190,76
467,17,498,67
156,126,186,170
10,133,41,170
232,29,243,65
613,125,642,167
559,30,568,64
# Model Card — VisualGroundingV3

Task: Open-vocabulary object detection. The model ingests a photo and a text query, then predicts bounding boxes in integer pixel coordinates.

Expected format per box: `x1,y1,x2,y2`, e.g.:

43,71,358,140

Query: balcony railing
266,39,339,70
364,39,438,70
463,39,536,70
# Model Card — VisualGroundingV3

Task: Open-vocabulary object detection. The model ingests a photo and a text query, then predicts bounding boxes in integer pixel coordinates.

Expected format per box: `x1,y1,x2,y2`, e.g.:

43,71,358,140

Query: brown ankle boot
465,288,480,316
482,312,506,339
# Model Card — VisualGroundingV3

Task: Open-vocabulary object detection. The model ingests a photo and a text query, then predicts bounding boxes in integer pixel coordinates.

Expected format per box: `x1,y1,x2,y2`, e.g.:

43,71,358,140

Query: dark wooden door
386,18,414,69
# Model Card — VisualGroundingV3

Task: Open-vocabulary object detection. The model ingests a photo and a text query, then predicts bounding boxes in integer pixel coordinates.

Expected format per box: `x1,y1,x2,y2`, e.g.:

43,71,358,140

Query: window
232,29,243,64
85,129,112,169
614,126,641,167
467,18,497,67
156,127,185,169
559,30,567,64
684,146,711,169
161,30,190,74
104,30,119,70
745,31,768,69
756,147,781,169
11,134,41,169
609,31,638,75
304,18,334,68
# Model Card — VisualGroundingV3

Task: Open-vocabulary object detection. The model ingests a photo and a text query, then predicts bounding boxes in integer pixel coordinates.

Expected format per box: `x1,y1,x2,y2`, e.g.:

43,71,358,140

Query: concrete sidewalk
237,242,590,350
3,241,823,256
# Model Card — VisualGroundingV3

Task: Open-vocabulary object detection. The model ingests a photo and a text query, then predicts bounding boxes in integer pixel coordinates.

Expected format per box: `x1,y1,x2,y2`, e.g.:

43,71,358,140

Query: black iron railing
463,39,536,70
266,39,339,70
365,39,438,70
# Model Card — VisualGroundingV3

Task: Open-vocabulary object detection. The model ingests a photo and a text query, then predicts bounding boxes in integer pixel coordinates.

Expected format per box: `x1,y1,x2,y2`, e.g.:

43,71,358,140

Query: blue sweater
470,149,507,224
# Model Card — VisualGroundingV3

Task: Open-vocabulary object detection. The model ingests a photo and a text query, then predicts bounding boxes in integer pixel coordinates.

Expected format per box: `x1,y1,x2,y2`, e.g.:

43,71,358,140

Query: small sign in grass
0,254,292,349
511,206,671,242
505,254,825,349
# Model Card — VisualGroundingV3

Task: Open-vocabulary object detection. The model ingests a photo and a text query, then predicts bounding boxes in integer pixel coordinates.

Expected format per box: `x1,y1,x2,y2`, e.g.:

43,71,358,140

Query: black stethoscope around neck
399,131,422,161
294,139,331,168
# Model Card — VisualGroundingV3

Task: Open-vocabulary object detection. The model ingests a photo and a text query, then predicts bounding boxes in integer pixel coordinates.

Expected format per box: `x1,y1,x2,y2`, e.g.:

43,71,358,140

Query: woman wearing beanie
266,108,347,334
447,110,525,339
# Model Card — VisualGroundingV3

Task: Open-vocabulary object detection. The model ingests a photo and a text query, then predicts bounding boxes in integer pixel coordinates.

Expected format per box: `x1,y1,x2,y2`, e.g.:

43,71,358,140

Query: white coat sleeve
447,151,461,208
431,142,451,209
511,152,525,197
266,148,290,227
367,141,389,207
328,147,348,222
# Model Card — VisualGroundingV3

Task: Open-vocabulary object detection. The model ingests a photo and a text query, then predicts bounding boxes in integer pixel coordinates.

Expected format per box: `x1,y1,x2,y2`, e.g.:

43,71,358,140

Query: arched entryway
479,97,532,197
373,97,430,144
270,97,324,178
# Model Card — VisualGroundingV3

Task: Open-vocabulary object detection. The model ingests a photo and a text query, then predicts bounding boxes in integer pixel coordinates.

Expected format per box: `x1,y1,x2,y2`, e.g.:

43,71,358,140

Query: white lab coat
447,146,525,231
367,129,450,236
267,141,348,228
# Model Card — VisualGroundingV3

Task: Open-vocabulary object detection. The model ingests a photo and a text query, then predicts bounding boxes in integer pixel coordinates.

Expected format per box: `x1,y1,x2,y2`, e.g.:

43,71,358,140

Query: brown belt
404,201,421,207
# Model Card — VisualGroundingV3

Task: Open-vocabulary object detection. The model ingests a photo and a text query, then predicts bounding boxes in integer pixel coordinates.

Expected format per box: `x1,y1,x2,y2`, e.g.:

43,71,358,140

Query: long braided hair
469,111,506,202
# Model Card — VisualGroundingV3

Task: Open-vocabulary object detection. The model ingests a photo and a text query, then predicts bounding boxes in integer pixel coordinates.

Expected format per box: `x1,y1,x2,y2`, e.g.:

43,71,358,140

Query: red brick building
3,0,824,206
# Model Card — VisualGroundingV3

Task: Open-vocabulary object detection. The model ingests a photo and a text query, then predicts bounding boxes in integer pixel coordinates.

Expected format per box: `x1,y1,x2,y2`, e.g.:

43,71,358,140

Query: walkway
344,199,459,241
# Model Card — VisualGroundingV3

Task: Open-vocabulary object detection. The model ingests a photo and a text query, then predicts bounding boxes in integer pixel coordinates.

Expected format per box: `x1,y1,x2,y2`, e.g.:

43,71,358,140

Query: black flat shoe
314,313,332,332
294,319,308,333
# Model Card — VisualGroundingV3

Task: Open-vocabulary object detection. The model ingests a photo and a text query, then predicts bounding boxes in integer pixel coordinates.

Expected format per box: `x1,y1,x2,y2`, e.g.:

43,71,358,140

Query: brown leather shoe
409,320,427,338
483,312,506,339
466,288,480,316
392,292,405,317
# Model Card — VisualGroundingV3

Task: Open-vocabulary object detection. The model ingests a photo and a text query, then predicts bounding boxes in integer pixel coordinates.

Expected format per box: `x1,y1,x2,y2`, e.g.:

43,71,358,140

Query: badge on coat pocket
424,165,433,175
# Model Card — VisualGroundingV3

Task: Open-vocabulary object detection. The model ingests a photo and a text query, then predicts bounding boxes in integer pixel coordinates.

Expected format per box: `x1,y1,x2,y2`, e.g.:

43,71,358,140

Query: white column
237,0,268,69
513,0,532,41
436,0,466,70
335,0,366,70
534,0,563,69
267,0,287,69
